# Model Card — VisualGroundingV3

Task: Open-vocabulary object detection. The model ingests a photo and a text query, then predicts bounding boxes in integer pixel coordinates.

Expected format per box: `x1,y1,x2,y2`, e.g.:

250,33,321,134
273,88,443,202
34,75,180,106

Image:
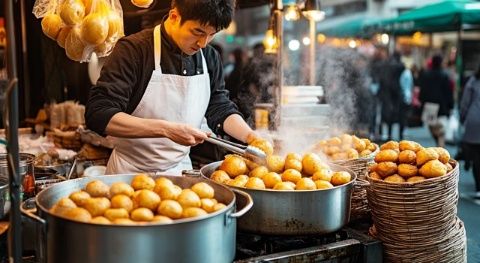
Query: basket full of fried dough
366,140,466,263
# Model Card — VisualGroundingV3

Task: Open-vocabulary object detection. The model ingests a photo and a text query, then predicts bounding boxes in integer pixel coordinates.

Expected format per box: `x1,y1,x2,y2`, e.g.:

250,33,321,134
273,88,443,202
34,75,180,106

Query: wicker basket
366,160,465,262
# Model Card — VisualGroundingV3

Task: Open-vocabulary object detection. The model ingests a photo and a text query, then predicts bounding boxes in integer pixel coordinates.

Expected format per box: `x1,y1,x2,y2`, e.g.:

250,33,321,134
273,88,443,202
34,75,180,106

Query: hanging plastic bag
32,0,124,63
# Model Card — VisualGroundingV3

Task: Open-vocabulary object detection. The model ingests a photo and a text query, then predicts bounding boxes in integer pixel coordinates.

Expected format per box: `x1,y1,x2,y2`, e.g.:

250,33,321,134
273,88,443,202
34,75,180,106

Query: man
85,0,263,174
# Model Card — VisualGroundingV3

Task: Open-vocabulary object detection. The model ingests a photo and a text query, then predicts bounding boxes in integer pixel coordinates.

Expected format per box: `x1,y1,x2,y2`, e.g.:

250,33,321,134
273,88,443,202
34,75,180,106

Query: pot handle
228,189,253,218
355,178,370,188
20,198,46,226
181,169,202,177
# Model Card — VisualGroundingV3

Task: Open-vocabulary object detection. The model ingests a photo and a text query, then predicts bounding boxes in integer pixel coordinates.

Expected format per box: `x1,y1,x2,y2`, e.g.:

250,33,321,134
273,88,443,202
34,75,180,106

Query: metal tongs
206,135,267,165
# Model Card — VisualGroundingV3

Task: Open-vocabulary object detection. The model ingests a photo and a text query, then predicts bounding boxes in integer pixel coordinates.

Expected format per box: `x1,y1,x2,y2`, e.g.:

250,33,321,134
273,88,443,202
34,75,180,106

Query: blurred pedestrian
399,64,414,140
368,47,387,140
460,64,480,198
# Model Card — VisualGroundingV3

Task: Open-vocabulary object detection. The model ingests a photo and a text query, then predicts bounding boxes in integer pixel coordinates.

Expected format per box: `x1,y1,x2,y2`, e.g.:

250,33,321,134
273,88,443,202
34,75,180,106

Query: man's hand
164,123,210,146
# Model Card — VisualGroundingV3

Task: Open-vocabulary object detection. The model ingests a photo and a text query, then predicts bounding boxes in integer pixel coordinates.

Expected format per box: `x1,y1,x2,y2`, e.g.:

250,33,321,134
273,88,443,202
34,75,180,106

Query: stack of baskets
367,160,467,262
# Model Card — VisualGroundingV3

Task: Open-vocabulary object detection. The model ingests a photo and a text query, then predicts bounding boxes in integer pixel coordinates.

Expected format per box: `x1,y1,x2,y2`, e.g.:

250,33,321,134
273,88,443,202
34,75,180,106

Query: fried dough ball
360,150,373,158
177,189,201,208
281,169,302,183
346,149,359,159
284,158,303,172
156,184,182,200
130,208,154,222
380,141,399,151
375,149,399,163
213,203,227,212
262,172,282,188
133,189,161,211
153,177,174,193
83,197,111,217
325,146,341,155
234,175,249,184
369,172,382,180
85,180,110,198
445,162,453,173
384,174,405,183
249,139,274,156
60,0,85,25
296,178,316,190
56,26,71,48
220,155,248,178
331,152,348,161
41,14,63,40
104,208,129,221
419,160,447,178
151,215,173,224
210,170,230,184
110,194,134,212
375,162,398,177
191,182,214,199
312,168,332,182
69,191,90,207
416,148,439,166
367,143,378,152
407,176,426,183
63,207,92,222
245,177,266,190
244,158,260,170
302,153,323,176
182,207,208,218
369,163,377,173
352,137,367,152
113,218,136,225
340,134,353,145
432,147,450,164
90,216,111,224
398,164,418,178
131,174,155,191
399,150,416,164
331,171,351,186
399,140,420,152
286,153,302,161
328,136,342,145
266,155,285,173
51,198,77,216
158,200,183,219
226,178,247,188
200,198,217,213
249,166,269,179
273,182,296,190
340,144,352,152
110,182,134,197
315,180,334,190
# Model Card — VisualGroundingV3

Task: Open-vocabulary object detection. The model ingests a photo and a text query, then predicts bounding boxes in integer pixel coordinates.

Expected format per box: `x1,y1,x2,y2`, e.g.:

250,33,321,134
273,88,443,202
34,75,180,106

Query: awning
316,14,382,38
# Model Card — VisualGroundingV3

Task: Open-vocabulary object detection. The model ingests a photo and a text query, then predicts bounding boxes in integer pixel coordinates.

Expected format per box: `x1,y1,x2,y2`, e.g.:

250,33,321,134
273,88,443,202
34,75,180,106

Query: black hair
432,54,443,69
171,0,235,31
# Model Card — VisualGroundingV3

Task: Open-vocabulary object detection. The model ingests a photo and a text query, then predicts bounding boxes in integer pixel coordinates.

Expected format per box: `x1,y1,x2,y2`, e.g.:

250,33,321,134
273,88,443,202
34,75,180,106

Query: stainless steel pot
0,177,9,219
21,174,253,263
201,161,358,235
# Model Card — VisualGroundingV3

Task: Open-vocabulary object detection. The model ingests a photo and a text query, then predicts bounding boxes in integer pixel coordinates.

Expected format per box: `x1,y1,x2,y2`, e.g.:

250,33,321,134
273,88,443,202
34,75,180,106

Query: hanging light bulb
302,0,325,22
263,28,278,54
285,5,300,21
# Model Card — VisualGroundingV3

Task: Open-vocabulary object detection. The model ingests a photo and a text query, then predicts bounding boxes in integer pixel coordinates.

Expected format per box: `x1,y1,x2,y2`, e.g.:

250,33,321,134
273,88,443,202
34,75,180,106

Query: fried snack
225,178,246,188
331,152,348,161
219,155,248,177
90,216,110,224
200,198,217,213
151,215,173,224
360,149,373,157
210,170,230,184
374,149,399,163
266,155,285,173
369,172,382,180
104,208,129,221
113,218,136,225
384,174,405,183
445,162,453,172
83,197,111,217
295,178,316,190
62,207,92,222
432,147,450,164
286,152,302,161
182,207,208,218
281,169,302,183
157,200,183,219
273,182,296,190
234,175,249,184
213,203,227,212
407,176,426,183
325,146,341,155
110,194,134,212
302,153,324,176
69,191,91,207
375,162,397,177
51,197,77,215
312,168,332,182
399,140,421,152
368,163,377,173
133,189,161,211
328,137,342,145
416,148,439,166
352,136,366,152
177,189,201,208
249,166,269,179
154,177,174,189
314,180,334,190
85,180,110,198
191,182,214,199
249,139,274,156
398,150,416,164
380,141,399,151
110,182,135,197
284,158,303,172
131,208,154,222
244,158,260,170
398,164,418,178
245,177,266,189
131,174,155,191
156,184,182,200
331,171,351,186
419,160,447,178
262,172,282,188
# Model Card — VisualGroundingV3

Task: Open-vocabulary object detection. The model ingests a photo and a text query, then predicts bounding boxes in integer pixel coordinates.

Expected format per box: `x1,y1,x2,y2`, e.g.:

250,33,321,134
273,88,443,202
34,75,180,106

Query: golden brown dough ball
131,0,154,8
352,136,367,152
106,11,123,40
296,178,316,190
177,189,201,208
302,153,323,176
244,158,260,171
286,152,302,161
374,149,399,163
151,215,173,224
219,155,248,178
104,208,129,221
398,164,418,178
191,182,214,199
52,198,77,215
330,152,348,161
369,172,382,180
384,174,406,183
380,141,399,151
234,175,249,184
158,200,183,219
367,143,378,152
249,139,274,156
41,14,63,40
314,180,334,190
182,207,208,218
130,208,154,222
419,160,447,178
154,177,174,190
56,26,71,48
398,150,416,164
375,162,398,177
113,218,136,225
340,144,352,152
331,171,352,186
60,0,85,25
131,174,155,191
399,140,420,152
360,149,373,157
281,169,302,184
432,147,450,164
340,134,353,145
266,155,285,173
273,182,296,190
225,178,246,188
133,189,161,211
110,194,134,212
312,168,332,182
213,203,227,212
262,172,282,188
416,148,439,166
200,198,217,213
210,170,230,184
328,137,342,145
85,180,110,198
284,158,303,172
445,162,453,173
90,216,110,224
69,191,90,207
249,166,269,179
62,207,92,222
244,177,266,190
325,146,341,155
110,182,134,197
155,184,182,201
65,27,86,61
407,176,426,183
80,13,108,45
83,197,111,217
346,149,359,159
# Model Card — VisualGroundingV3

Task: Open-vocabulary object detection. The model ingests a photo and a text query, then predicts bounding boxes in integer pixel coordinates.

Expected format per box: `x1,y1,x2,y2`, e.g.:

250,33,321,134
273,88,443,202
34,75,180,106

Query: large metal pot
0,177,9,219
21,174,253,263
201,161,357,235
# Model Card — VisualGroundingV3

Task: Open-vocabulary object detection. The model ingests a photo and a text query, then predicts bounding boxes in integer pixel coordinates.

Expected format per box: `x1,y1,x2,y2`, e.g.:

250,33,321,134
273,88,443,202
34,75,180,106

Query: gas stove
234,220,382,263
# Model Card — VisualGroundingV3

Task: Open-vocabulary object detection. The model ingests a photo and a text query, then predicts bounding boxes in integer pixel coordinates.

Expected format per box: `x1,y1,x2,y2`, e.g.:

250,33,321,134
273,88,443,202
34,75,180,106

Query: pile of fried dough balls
212,151,352,191
369,140,453,184
50,174,226,224
313,134,378,161
40,0,123,61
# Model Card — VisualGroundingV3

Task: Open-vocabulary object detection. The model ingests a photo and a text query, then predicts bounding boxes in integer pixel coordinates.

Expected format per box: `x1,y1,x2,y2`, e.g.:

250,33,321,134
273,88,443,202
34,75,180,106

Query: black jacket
419,69,453,117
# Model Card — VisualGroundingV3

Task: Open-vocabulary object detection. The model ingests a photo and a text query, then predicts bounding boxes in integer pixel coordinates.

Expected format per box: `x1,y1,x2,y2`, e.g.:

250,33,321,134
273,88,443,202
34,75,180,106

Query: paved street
380,125,480,262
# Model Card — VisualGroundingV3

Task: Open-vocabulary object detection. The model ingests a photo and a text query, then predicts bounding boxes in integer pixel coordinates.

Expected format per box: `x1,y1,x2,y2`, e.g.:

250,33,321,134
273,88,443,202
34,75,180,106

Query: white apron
106,24,211,175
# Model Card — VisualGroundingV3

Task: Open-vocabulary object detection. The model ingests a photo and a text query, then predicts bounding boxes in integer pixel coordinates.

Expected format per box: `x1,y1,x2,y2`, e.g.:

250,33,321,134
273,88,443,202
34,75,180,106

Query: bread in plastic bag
33,0,124,63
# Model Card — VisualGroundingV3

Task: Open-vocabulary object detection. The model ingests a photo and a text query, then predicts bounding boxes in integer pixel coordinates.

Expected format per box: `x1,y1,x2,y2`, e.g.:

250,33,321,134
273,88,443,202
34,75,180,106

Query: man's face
169,10,219,55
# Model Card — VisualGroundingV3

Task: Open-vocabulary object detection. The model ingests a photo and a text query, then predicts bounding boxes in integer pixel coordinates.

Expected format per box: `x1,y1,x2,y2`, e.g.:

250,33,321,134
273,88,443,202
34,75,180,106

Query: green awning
316,14,381,38
371,0,480,35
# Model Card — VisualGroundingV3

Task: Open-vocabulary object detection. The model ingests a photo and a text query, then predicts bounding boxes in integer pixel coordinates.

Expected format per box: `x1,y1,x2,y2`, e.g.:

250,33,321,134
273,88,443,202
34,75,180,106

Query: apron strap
199,49,208,74
154,25,162,72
